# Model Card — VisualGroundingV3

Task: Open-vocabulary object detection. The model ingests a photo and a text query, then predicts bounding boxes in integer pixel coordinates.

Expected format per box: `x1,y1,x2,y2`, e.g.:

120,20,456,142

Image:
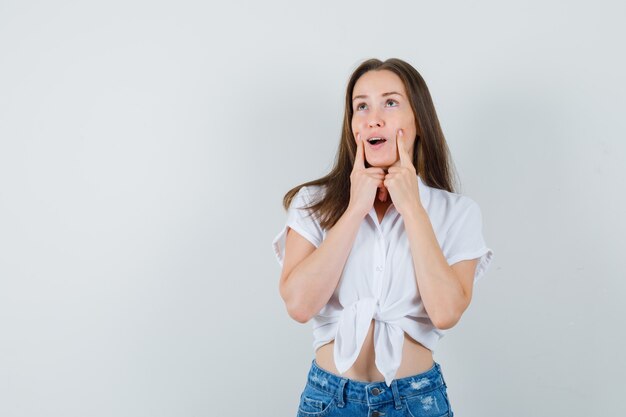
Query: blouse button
376,266,383,272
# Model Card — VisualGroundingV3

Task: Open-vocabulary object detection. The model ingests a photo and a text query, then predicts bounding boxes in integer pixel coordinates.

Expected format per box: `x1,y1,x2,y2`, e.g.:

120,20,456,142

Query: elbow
433,320,456,330
432,316,458,331
431,291,471,330
286,300,312,324
279,274,315,324
432,309,462,331
289,308,311,324
279,272,311,324
280,290,312,324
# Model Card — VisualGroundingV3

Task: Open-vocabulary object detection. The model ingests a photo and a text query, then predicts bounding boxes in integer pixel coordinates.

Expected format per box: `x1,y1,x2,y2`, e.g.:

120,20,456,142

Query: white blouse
272,174,494,386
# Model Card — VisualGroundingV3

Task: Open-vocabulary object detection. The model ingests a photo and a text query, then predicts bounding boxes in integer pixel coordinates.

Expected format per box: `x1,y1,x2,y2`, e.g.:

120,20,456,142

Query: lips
367,136,388,145
367,137,388,150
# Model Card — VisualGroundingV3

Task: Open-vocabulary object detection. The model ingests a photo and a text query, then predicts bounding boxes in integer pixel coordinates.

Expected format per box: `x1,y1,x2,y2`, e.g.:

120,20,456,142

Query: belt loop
391,380,402,410
336,378,348,408
437,362,448,388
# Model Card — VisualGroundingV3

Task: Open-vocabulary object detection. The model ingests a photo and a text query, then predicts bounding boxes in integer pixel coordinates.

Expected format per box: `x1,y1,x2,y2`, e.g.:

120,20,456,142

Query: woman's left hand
384,129,422,217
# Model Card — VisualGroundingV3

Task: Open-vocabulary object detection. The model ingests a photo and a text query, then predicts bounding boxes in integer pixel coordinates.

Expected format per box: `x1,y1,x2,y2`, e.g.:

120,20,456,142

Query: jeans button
371,387,381,396
371,411,382,417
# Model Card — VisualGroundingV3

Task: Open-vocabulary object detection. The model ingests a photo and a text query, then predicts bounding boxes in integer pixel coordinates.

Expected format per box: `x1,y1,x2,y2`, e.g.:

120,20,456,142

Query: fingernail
399,129,403,136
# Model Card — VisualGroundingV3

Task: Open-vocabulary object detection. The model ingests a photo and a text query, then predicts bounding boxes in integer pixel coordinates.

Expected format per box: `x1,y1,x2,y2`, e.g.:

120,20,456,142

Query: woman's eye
355,100,396,111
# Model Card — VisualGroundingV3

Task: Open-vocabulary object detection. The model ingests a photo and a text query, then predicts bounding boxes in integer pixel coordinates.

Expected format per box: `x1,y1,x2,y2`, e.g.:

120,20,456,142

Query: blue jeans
296,359,454,417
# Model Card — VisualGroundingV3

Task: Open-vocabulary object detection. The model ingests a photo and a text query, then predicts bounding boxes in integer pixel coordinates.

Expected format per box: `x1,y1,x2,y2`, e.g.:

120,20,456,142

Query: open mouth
367,137,387,149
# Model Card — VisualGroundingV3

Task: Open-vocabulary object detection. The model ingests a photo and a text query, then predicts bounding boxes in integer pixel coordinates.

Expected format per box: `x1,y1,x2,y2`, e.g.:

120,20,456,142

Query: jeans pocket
297,384,337,417
402,387,450,417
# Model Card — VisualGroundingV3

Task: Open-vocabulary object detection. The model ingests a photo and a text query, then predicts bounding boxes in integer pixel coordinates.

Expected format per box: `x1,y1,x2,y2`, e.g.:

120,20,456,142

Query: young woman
273,58,494,417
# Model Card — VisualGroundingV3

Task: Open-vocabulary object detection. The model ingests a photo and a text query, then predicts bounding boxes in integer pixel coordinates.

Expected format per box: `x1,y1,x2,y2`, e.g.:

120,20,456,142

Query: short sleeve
272,186,324,268
442,199,494,285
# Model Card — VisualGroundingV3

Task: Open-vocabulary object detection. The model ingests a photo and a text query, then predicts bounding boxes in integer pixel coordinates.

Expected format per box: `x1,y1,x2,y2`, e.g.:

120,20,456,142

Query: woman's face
351,70,417,169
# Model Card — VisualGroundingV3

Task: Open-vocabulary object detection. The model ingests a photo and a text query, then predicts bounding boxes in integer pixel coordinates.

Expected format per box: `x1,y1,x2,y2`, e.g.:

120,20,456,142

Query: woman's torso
314,199,434,382
315,320,434,382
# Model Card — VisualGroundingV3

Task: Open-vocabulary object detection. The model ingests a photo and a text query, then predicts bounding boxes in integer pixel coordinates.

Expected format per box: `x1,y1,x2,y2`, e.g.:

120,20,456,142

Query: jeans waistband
306,358,447,408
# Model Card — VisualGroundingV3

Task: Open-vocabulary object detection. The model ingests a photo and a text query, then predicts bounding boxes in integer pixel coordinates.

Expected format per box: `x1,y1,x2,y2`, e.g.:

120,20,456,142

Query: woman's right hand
347,133,387,218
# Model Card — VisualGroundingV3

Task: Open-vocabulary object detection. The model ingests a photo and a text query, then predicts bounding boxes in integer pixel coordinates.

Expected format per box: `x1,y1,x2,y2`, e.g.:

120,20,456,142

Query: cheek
351,121,360,138
399,111,416,128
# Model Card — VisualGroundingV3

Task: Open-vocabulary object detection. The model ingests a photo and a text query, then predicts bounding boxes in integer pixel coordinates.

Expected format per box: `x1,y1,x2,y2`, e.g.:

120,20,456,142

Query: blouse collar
367,174,431,225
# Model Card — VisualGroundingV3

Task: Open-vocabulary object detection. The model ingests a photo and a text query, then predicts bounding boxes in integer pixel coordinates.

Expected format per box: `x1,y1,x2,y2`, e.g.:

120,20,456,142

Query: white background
1,1,624,416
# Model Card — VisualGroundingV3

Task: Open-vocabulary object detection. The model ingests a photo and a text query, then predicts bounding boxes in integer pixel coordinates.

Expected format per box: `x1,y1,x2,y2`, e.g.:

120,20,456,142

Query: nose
367,110,385,128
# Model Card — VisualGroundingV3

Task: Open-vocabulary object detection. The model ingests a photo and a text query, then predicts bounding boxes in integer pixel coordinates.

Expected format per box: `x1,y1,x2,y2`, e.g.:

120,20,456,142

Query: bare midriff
314,319,434,382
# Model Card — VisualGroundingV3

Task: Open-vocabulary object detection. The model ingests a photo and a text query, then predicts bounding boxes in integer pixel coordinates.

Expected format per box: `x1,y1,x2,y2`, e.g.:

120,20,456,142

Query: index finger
353,133,365,171
396,129,411,168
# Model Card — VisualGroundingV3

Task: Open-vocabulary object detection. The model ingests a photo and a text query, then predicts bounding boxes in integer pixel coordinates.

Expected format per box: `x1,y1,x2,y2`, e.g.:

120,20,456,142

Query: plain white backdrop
1,1,625,416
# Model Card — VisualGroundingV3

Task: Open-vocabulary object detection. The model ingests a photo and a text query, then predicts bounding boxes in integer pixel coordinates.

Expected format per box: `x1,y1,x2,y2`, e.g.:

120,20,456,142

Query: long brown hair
281,58,459,230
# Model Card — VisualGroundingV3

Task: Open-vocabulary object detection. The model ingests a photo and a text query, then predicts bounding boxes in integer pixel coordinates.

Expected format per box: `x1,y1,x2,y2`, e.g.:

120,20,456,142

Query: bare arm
280,134,386,323
279,206,364,323
403,207,478,329
383,129,478,330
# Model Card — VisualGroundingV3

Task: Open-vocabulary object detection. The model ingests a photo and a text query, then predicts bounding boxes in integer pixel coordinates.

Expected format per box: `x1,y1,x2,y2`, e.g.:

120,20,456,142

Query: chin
367,160,395,168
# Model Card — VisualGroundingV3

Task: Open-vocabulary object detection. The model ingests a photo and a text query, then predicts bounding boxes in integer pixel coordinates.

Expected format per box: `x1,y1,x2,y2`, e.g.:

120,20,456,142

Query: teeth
368,137,385,143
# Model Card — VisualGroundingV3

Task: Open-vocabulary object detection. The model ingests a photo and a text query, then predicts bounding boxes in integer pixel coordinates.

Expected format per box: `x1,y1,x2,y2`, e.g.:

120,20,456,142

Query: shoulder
428,185,477,214
298,184,326,205
288,185,327,220
425,186,481,234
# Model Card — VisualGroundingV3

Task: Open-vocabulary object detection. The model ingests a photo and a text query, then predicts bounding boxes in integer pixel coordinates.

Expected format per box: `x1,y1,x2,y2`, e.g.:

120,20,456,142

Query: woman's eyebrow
352,91,404,102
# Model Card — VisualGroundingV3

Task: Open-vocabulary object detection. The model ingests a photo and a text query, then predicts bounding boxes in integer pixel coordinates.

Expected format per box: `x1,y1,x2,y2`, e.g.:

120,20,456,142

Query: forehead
352,70,406,97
